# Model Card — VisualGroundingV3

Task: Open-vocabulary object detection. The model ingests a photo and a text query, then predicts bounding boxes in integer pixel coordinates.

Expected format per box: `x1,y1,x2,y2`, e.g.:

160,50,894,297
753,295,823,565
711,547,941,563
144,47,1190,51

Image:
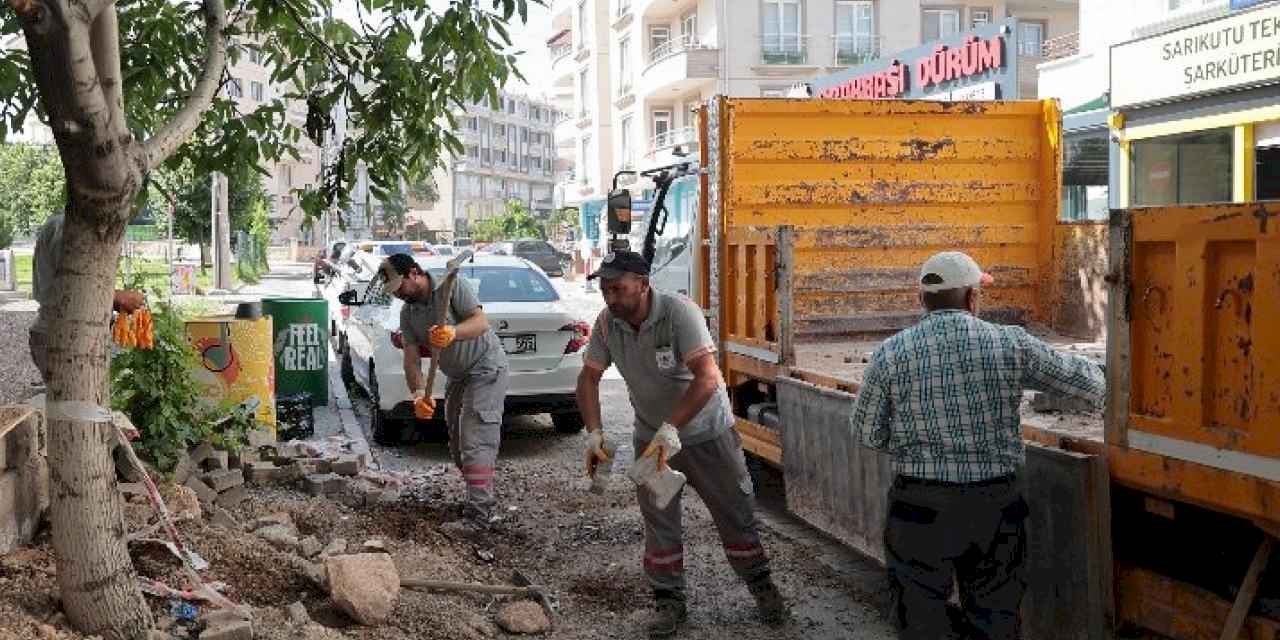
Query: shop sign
1112,4,1280,108
808,18,1020,101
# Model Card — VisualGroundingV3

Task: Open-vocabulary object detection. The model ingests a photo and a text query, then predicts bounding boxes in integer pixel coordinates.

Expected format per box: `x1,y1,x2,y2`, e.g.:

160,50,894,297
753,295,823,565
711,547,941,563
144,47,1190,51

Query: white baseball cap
919,251,994,293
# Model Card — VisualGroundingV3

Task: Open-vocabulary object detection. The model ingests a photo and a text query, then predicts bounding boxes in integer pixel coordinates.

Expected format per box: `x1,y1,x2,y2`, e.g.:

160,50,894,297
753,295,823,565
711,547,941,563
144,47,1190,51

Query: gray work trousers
445,366,508,522
635,427,771,600
884,475,1028,640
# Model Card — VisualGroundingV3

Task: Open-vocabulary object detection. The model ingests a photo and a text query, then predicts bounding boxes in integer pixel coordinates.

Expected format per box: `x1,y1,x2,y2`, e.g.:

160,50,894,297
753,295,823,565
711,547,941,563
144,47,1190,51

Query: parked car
339,254,590,444
356,241,432,257
490,239,565,277
318,246,381,355
432,245,455,257
313,240,349,284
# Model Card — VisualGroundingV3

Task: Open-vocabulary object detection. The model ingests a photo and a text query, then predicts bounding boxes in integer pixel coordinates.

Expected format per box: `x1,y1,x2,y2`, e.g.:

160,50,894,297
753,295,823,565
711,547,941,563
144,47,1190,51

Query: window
581,135,594,186
520,127,529,144
681,12,697,45
1018,21,1046,57
1131,129,1233,206
248,48,263,64
283,164,293,187
466,145,479,160
650,25,670,60
226,79,243,98
481,148,491,164
835,1,875,65
922,8,960,42
579,69,591,115
971,8,992,28
762,0,804,64
578,0,590,49
618,37,632,92
1061,132,1109,221
620,116,633,166
617,0,631,16
250,81,264,101
652,110,672,147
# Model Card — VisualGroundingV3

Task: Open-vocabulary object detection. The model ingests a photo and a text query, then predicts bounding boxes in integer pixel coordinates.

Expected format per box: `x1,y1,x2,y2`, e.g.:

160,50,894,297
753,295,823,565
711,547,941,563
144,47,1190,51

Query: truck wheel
552,411,585,434
369,362,401,446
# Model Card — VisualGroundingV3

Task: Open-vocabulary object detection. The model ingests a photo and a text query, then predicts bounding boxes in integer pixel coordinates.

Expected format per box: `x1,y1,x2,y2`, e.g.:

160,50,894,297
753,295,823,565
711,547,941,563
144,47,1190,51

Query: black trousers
884,474,1028,640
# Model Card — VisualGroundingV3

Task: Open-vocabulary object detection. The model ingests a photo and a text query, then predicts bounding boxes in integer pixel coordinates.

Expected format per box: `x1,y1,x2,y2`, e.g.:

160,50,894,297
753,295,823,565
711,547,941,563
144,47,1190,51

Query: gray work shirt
31,213,64,335
399,275,507,380
584,289,733,447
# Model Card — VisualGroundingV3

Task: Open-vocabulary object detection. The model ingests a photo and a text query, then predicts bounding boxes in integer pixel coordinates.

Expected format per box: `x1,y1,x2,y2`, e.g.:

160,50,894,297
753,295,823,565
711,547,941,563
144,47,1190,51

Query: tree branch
89,2,125,140
140,0,226,172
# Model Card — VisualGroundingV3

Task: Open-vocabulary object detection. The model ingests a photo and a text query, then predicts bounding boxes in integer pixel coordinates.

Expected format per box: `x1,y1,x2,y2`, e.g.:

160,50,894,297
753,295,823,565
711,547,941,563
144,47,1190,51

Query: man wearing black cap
378,252,509,537
575,250,788,638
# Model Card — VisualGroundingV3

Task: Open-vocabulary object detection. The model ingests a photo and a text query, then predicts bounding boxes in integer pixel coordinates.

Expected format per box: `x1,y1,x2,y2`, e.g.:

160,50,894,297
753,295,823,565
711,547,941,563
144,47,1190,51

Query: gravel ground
0,308,41,405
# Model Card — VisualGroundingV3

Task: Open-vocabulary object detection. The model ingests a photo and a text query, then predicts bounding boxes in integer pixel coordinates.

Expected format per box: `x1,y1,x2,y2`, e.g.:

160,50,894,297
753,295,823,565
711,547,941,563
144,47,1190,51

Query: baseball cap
919,251,994,293
587,250,651,281
379,253,419,295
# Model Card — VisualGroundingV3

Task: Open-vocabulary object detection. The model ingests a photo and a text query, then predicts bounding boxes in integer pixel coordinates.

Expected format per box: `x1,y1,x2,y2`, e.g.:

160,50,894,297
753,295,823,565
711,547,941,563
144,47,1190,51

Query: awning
1064,95,1108,115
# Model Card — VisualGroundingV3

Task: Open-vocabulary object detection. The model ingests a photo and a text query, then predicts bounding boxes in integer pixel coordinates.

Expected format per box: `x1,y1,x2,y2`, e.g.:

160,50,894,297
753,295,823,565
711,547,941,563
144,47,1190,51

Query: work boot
748,576,790,626
645,598,687,638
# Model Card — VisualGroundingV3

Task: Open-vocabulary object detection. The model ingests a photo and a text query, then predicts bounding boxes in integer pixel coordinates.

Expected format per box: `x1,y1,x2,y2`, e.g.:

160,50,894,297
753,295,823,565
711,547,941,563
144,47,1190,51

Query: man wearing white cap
849,251,1105,640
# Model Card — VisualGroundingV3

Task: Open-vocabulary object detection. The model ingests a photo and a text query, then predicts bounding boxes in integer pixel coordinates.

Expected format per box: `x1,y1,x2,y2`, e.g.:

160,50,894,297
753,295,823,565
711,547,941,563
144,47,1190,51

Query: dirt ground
0,377,897,640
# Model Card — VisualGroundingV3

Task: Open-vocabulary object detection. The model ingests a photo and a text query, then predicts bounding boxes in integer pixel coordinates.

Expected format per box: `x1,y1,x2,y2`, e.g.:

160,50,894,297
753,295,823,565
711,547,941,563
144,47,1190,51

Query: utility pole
210,171,232,291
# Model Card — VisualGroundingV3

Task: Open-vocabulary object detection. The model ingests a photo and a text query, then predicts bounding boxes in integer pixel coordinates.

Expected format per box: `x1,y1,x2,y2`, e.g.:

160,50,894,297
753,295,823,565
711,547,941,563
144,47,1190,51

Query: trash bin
185,315,277,432
261,297,329,406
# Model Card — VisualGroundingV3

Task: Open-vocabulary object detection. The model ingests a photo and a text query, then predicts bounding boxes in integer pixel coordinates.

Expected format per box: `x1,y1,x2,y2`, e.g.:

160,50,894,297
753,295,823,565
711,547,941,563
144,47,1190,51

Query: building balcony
612,0,634,31
755,35,816,68
829,35,880,68
640,40,718,98
638,0,697,21
550,40,574,82
643,125,699,170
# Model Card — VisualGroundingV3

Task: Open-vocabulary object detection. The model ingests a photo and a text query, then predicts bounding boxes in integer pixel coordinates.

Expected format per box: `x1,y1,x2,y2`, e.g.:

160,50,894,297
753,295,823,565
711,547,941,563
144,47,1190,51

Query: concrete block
171,451,196,484
184,475,218,507
331,456,361,477
215,484,248,508
189,442,215,467
202,450,230,471
304,474,328,497
203,469,244,493
244,462,281,485
324,475,349,495
228,448,257,469
210,506,239,531
312,458,331,474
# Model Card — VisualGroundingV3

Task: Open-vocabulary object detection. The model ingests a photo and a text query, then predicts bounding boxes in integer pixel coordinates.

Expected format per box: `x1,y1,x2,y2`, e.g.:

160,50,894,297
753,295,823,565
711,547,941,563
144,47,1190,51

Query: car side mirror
338,290,363,306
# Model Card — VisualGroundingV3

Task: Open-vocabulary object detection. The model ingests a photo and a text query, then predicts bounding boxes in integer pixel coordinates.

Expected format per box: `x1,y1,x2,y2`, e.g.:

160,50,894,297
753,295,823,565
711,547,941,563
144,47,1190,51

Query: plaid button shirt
849,310,1106,483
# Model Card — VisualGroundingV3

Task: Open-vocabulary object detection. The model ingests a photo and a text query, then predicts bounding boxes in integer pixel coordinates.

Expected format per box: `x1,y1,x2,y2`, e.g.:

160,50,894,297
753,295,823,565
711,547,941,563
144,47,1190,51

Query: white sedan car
340,254,590,444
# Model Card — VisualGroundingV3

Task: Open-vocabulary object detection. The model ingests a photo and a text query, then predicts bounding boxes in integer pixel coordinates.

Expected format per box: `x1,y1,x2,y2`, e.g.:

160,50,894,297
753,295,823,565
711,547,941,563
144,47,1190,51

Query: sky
331,0,554,98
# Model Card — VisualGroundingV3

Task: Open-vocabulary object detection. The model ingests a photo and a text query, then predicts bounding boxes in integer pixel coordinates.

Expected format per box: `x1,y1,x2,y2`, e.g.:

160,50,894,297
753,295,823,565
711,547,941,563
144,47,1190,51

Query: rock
171,450,196,483
286,601,310,626
299,536,323,559
198,619,251,640
184,475,218,507
215,485,248,508
255,524,299,552
203,450,230,471
210,506,239,531
495,601,551,635
189,442,216,467
253,512,294,532
324,475,349,495
331,456,361,476
318,538,347,559
325,553,399,626
462,611,500,638
304,474,328,497
37,623,57,640
360,539,388,554
300,623,346,640
160,484,203,521
203,469,244,492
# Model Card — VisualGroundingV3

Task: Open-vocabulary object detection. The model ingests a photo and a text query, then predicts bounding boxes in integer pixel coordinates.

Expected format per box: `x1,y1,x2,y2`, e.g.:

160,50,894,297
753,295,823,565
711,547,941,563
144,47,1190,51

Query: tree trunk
200,240,209,273
46,207,153,639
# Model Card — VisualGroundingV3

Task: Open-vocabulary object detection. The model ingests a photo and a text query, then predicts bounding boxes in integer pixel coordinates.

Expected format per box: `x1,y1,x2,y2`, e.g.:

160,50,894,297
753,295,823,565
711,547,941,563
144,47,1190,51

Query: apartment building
416,92,558,238
546,0,1077,206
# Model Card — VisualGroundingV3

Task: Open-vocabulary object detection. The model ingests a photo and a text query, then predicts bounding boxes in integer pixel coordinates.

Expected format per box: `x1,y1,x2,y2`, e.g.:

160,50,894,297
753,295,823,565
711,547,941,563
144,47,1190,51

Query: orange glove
428,324,456,349
413,394,437,420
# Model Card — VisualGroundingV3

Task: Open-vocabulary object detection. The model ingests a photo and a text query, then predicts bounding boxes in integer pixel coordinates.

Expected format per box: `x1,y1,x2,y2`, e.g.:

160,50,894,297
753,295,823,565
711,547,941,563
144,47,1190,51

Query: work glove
583,428,617,478
641,423,682,470
428,324,456,349
412,389,436,420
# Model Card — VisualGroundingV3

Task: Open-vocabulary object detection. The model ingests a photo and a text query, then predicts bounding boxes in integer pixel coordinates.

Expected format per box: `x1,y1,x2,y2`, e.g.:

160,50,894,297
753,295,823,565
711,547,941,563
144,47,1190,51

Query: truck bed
790,328,1106,447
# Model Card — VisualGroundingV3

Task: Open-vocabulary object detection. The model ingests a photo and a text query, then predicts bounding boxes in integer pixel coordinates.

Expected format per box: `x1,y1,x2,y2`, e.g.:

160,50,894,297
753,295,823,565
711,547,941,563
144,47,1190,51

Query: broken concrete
160,484,202,522
286,602,310,626
326,553,399,626
255,524,300,552
171,450,196,484
202,450,230,472
253,512,295,532
496,600,552,635
244,462,281,485
360,539,388,554
300,536,323,559
215,485,249,508
199,619,251,640
203,469,245,493
318,538,347,559
245,429,274,449
210,506,239,531
228,448,257,469
184,475,218,508
331,455,361,476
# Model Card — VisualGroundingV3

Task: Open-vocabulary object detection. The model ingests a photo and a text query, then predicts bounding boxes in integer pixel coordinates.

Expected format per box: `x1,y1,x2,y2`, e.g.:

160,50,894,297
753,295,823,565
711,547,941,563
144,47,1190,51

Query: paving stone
228,448,257,469
199,619,251,640
304,474,328,497
171,451,196,484
203,469,244,492
210,506,239,531
318,538,347,559
255,524,299,552
189,442,215,469
331,456,360,477
245,429,274,449
244,462,281,485
202,450,230,471
312,459,331,474
300,536,323,559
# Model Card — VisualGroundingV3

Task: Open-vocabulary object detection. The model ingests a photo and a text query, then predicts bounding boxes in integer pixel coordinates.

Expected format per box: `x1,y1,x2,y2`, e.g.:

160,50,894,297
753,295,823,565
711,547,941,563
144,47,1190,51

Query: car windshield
435,247,454,256
374,243,413,256
425,266,559,303
518,241,553,255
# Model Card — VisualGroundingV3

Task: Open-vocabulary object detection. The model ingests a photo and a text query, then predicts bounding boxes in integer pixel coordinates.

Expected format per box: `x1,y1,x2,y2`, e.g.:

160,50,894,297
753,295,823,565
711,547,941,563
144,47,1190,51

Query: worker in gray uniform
379,253,509,536
575,250,788,638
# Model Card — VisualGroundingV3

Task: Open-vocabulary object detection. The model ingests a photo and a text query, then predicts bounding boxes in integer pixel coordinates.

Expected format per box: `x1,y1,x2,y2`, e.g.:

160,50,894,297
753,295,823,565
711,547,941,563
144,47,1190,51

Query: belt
895,473,1016,489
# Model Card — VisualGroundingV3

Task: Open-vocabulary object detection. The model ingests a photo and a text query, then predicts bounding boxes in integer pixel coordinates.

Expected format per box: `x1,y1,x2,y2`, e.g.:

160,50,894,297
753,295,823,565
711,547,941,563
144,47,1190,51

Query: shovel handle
422,269,461,398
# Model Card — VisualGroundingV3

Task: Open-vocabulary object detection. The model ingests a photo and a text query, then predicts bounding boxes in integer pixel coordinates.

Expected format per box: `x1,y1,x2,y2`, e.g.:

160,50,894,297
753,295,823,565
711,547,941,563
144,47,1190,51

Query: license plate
501,334,537,355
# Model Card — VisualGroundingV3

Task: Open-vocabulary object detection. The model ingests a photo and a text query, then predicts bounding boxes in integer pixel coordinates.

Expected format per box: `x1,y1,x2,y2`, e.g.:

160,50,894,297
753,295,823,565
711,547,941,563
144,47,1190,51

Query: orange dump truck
614,97,1275,638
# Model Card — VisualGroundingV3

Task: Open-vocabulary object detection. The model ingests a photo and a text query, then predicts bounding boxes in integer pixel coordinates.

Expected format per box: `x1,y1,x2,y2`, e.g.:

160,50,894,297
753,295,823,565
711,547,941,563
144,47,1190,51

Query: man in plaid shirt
850,251,1105,640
